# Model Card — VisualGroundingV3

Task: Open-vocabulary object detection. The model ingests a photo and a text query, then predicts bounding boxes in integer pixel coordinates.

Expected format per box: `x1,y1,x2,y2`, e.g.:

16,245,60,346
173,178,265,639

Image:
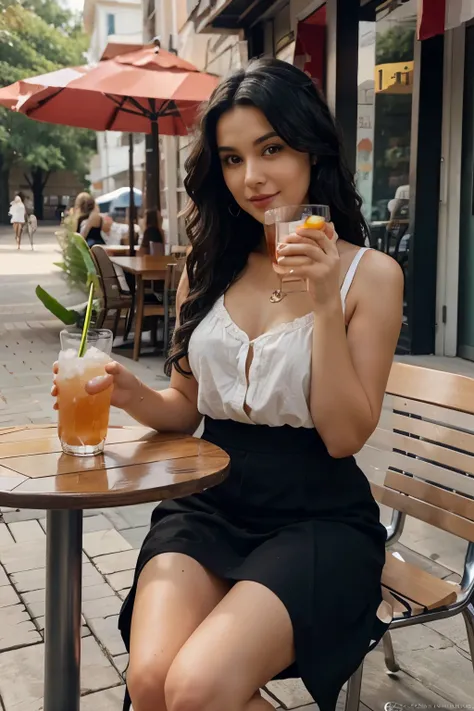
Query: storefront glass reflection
356,0,417,351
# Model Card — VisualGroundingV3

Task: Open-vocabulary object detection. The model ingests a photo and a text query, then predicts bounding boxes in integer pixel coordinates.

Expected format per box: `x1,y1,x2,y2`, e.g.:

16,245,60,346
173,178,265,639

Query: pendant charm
270,289,286,303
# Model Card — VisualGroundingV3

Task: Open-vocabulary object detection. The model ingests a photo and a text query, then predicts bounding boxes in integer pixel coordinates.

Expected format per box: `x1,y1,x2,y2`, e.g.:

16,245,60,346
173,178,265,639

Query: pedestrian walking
8,195,26,249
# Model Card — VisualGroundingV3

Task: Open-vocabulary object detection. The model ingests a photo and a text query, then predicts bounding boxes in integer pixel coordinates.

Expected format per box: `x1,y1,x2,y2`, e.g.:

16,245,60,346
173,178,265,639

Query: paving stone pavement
0,225,473,709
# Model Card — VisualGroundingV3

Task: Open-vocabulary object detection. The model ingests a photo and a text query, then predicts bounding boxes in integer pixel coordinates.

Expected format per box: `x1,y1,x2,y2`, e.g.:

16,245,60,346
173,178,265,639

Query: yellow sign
375,61,414,94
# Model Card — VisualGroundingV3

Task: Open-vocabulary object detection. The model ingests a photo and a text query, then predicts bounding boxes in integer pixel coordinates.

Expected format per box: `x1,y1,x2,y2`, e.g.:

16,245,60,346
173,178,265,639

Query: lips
249,192,280,209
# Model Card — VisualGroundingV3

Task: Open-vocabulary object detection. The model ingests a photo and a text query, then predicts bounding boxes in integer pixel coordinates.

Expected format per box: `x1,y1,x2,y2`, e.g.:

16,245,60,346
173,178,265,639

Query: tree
376,25,416,65
0,1,95,220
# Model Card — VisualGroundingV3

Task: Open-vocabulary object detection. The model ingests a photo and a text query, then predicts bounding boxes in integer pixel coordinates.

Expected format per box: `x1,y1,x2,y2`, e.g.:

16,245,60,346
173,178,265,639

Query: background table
111,255,178,360
0,424,229,711
104,244,132,257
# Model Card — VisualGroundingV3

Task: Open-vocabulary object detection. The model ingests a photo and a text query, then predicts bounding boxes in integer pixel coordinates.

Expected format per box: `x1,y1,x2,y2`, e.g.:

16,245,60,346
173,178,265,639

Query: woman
138,208,165,256
53,58,403,711
9,195,26,249
74,192,105,248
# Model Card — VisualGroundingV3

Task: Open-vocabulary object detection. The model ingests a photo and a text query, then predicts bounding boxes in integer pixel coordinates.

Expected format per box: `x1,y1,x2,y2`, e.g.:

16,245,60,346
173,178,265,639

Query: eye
263,144,284,157
222,155,242,166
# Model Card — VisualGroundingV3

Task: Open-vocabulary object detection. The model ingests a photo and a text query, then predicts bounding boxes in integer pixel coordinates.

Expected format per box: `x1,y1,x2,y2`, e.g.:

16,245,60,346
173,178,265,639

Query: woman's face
216,105,311,224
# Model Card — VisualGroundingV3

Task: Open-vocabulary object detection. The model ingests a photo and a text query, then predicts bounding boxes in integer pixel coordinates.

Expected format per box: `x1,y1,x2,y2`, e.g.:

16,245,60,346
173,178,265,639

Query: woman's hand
51,360,141,411
274,222,340,308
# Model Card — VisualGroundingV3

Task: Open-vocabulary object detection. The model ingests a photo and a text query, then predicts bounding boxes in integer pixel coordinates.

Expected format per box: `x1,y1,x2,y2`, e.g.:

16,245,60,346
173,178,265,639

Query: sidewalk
0,224,473,710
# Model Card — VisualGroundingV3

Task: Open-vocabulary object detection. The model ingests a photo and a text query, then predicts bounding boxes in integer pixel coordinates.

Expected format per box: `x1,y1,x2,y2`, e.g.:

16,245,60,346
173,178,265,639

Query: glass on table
265,204,331,302
57,328,113,456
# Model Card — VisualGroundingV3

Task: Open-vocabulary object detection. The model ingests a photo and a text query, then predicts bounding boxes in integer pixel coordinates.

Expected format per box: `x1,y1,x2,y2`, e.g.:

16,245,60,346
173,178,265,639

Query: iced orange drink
264,205,331,300
57,329,113,456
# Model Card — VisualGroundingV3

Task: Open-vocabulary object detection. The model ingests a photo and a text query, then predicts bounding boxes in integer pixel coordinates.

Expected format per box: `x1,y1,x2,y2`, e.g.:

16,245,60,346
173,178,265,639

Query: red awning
418,0,446,40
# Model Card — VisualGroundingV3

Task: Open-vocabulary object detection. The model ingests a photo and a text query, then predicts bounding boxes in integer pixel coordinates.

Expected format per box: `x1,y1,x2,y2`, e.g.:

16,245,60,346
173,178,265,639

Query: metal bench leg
344,662,363,711
383,631,400,673
462,602,474,672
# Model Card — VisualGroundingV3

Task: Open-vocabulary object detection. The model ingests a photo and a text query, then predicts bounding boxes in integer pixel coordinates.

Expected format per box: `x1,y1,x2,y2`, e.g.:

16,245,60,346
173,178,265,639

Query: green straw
78,282,95,358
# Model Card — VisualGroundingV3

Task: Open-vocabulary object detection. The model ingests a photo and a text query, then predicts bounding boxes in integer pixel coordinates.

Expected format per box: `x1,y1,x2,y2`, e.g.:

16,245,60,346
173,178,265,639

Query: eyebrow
217,131,279,153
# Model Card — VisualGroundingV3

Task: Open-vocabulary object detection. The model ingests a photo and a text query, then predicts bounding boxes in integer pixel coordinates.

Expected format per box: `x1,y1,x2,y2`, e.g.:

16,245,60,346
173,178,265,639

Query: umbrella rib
27,87,64,114
105,95,130,130
160,100,181,117
127,96,154,119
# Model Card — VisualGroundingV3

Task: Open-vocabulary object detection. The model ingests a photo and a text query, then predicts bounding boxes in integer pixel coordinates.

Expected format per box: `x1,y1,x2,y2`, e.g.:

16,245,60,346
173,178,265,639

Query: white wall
88,0,143,62
85,0,144,195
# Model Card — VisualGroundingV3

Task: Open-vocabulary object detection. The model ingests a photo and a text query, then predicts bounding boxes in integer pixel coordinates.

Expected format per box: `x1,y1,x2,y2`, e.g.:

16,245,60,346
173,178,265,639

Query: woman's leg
164,580,295,711
127,552,231,711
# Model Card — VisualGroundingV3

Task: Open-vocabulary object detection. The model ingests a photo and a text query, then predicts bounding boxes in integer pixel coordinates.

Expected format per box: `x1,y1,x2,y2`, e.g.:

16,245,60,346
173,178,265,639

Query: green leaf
35,285,79,325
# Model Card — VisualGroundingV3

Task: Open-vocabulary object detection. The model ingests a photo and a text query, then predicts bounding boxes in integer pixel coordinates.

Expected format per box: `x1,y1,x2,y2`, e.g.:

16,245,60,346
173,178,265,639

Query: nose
244,157,266,190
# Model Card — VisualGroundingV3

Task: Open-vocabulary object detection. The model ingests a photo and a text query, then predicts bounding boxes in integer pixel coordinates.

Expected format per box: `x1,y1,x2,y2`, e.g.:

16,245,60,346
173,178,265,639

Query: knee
127,659,167,711
164,660,227,711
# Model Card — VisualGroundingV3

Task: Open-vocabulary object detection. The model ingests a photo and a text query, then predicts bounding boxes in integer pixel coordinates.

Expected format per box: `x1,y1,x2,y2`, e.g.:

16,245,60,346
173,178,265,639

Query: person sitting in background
74,192,105,248
138,208,165,256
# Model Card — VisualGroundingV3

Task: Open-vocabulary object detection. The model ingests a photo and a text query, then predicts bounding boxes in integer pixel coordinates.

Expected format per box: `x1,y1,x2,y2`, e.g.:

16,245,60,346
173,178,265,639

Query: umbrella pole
146,118,161,213
128,132,135,257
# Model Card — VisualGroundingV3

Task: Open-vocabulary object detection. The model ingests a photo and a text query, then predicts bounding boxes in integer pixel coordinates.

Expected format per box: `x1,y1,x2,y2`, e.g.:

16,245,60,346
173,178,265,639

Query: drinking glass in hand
265,204,331,302
57,328,113,456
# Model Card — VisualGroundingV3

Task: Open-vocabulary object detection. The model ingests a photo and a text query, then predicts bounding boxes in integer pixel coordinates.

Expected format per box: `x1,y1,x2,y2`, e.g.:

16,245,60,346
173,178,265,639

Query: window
356,0,417,352
106,13,115,36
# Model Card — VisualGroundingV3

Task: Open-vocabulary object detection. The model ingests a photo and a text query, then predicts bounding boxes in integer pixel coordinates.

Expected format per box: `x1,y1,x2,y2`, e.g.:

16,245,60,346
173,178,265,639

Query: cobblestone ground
0,225,473,710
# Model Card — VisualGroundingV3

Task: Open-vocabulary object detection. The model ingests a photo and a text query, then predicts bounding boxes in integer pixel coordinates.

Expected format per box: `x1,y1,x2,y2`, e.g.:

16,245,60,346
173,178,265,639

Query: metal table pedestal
44,510,83,711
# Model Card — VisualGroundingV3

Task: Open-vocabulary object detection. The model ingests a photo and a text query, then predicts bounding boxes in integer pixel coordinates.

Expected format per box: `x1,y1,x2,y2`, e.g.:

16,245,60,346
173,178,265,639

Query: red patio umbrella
0,39,219,252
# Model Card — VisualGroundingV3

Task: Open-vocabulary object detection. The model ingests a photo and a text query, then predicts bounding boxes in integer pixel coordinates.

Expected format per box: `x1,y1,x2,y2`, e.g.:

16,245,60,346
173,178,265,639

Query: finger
105,360,122,375
85,373,114,395
53,403,58,411
277,243,326,263
51,384,58,397
324,221,337,240
279,235,320,247
53,361,58,374
295,227,335,255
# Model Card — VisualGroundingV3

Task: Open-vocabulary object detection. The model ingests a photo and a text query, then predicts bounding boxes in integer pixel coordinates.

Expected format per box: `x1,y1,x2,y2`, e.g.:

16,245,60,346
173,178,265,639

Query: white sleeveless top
188,248,370,429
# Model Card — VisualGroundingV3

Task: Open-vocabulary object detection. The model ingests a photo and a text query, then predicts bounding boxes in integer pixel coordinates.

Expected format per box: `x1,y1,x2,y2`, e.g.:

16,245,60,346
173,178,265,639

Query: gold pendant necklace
270,289,286,303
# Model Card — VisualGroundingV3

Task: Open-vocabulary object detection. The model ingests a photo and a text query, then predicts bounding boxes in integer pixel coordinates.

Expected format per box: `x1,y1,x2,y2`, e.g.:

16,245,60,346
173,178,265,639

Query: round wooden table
0,424,229,711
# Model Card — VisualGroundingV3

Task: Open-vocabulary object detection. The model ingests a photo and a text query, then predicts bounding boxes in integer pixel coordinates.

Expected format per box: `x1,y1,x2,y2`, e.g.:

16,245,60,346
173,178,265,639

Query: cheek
275,156,311,198
222,168,244,202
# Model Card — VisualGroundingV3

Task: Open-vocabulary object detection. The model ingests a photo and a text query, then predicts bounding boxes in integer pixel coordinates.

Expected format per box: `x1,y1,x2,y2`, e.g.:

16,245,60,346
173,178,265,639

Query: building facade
84,0,145,196
141,0,246,245
145,0,474,360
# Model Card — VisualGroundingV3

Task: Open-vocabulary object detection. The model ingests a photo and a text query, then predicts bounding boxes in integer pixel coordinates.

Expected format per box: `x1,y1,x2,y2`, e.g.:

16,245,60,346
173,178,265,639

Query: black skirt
118,417,390,711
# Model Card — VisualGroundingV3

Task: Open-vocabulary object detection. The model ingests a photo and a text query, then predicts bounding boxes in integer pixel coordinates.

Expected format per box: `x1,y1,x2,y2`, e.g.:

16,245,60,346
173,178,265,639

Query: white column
435,24,466,356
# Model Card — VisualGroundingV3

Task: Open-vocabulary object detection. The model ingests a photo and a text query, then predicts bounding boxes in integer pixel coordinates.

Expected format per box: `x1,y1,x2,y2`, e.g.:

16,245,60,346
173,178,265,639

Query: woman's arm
122,268,202,435
309,251,403,457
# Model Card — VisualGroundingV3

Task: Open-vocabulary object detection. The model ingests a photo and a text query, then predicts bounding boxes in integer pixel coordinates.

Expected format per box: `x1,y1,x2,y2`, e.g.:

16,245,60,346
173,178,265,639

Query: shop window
356,0,417,351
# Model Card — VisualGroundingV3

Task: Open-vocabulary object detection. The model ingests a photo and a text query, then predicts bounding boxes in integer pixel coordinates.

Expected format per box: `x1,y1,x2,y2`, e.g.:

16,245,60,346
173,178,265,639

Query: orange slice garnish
302,215,326,230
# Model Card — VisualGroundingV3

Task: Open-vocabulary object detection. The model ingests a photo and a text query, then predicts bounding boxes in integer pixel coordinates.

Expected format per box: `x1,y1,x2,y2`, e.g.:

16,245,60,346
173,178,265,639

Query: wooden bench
345,362,474,711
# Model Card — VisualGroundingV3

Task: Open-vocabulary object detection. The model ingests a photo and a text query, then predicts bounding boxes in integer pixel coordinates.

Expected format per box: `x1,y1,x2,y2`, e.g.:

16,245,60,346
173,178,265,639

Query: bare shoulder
358,249,404,295
88,212,102,226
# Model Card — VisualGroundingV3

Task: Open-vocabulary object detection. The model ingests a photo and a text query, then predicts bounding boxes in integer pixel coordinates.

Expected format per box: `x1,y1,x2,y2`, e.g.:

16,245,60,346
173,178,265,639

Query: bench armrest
385,508,406,545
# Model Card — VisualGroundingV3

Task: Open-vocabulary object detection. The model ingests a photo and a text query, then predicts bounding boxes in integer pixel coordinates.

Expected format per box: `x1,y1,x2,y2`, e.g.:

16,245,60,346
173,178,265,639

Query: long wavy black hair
165,57,368,376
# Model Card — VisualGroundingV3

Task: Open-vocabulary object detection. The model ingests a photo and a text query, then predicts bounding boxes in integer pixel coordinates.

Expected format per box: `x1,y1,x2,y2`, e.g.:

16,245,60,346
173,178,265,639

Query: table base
44,510,83,711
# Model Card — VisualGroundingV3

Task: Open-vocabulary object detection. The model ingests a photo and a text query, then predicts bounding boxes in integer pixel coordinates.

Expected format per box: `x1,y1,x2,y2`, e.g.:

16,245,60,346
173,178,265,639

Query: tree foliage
376,25,416,65
0,0,95,219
